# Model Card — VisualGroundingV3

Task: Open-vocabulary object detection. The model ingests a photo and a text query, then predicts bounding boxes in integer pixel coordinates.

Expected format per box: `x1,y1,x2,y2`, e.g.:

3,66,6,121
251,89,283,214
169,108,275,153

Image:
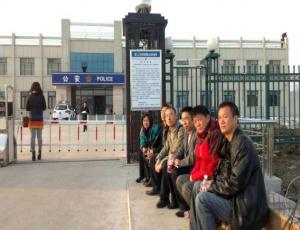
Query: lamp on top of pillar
165,36,174,61
206,37,219,60
135,0,151,13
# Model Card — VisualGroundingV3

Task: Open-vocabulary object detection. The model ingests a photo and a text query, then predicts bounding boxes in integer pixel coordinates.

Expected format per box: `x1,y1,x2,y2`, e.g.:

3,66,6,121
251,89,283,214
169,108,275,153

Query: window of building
20,58,34,75
0,58,7,75
200,90,212,108
223,90,235,103
246,60,258,73
176,91,189,112
0,91,5,100
70,53,114,73
247,90,258,107
48,91,56,109
223,60,236,74
269,90,280,106
20,91,28,109
269,60,280,74
47,58,61,75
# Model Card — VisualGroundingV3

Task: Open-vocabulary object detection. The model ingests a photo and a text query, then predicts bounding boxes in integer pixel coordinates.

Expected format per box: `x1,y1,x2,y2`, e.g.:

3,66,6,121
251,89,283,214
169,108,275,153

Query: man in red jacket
175,105,222,217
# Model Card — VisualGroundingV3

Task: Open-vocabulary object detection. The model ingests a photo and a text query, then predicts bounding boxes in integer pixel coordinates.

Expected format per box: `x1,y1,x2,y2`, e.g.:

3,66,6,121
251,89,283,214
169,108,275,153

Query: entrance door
94,96,106,114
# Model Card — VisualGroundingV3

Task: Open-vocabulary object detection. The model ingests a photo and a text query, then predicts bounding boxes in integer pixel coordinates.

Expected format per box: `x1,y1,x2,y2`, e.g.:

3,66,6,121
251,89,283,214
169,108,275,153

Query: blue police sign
52,73,125,85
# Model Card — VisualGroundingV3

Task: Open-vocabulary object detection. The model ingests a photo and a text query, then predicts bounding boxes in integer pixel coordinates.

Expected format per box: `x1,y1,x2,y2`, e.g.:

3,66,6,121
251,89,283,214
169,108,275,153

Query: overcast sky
1,0,299,66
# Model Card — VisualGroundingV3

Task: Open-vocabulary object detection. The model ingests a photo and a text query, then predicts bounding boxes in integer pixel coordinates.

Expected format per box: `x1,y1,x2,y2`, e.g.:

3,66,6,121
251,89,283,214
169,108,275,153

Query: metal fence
15,117,126,154
239,119,275,177
170,65,300,149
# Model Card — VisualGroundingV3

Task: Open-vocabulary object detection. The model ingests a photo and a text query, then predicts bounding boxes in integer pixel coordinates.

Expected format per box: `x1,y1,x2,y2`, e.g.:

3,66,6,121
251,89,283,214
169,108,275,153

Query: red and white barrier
16,119,126,153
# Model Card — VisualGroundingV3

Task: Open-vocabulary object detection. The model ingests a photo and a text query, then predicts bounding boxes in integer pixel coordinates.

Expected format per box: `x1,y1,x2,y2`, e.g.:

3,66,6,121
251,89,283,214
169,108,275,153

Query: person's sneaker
146,188,159,196
175,210,185,218
156,199,169,208
135,177,144,183
167,202,178,209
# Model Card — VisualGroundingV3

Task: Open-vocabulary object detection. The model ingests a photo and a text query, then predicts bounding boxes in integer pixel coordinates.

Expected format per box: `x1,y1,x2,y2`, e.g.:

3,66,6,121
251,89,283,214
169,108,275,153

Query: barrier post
77,124,80,152
86,121,88,152
122,122,124,151
104,122,107,151
68,122,71,152
49,114,52,152
113,124,116,151
58,123,61,152
20,125,23,153
96,126,98,151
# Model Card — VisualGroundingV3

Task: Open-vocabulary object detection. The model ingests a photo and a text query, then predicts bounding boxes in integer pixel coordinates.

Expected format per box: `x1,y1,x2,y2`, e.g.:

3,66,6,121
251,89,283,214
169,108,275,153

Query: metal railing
171,65,300,149
239,119,276,177
16,118,126,153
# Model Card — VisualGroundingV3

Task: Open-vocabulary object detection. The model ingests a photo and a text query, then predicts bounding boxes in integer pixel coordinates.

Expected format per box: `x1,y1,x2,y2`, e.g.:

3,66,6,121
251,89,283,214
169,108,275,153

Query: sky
1,0,299,66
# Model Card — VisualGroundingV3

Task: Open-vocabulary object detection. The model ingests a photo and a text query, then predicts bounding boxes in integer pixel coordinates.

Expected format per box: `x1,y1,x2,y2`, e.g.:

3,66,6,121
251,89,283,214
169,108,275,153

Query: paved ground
0,159,129,230
0,155,188,230
127,167,189,230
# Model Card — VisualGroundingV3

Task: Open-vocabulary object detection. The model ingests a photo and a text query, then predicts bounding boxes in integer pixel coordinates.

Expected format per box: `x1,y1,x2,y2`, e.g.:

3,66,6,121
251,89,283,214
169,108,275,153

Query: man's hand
146,149,154,160
189,175,193,182
174,159,180,166
199,180,213,192
155,159,162,173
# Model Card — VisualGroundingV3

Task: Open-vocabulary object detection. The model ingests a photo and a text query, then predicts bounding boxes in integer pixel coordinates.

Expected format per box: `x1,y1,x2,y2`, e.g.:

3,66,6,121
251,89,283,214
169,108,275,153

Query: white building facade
0,19,289,118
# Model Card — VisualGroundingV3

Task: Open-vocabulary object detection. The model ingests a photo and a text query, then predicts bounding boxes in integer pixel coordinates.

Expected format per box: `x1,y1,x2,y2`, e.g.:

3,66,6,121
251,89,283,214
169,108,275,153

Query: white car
52,104,76,120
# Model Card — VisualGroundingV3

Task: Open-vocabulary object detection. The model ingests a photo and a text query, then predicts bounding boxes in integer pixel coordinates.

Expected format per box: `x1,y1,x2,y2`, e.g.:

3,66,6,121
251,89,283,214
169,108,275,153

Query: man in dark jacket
81,101,89,132
190,101,269,230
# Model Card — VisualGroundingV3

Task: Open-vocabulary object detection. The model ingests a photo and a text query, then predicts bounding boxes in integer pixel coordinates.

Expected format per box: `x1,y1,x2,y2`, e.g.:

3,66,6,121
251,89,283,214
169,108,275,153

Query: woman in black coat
26,82,46,161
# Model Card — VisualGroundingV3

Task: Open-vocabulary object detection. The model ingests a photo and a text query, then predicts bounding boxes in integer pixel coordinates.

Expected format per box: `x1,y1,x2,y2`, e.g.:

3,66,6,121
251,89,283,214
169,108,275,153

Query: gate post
265,64,270,120
123,4,168,163
204,38,220,113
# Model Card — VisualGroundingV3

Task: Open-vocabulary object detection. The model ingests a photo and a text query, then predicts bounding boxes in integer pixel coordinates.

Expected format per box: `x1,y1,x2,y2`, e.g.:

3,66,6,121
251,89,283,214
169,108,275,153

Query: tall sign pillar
123,3,168,163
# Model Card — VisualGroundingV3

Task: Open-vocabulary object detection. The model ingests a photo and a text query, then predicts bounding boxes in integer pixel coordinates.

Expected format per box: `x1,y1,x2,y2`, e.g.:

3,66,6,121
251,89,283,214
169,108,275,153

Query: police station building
0,19,125,117
0,19,288,117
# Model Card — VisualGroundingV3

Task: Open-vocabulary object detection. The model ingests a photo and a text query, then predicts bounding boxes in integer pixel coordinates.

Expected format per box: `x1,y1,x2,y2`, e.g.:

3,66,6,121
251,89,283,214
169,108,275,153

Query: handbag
22,116,29,128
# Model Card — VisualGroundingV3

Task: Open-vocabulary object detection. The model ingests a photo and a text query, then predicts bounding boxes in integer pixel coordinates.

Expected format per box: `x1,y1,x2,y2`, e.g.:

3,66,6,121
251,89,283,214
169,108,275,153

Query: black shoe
37,151,41,160
156,199,169,208
32,151,36,161
146,189,159,196
168,202,178,209
175,210,185,218
136,177,144,183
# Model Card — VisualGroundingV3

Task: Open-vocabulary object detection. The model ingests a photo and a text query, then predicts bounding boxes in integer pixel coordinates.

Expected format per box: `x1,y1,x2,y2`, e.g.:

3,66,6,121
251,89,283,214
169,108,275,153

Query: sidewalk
0,153,188,230
127,166,189,230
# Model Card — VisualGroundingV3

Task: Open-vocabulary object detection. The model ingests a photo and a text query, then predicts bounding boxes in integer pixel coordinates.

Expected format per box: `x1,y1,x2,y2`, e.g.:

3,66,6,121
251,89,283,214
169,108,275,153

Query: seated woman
136,113,161,185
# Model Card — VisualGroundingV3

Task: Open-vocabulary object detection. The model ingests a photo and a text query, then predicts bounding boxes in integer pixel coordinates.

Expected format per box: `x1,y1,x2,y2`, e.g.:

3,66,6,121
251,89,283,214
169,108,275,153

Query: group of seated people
136,102,269,230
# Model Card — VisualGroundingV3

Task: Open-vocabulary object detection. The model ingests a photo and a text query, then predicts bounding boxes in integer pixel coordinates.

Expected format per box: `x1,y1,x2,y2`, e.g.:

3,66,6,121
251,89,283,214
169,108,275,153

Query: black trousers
149,153,161,191
160,160,169,200
138,151,149,180
168,166,191,210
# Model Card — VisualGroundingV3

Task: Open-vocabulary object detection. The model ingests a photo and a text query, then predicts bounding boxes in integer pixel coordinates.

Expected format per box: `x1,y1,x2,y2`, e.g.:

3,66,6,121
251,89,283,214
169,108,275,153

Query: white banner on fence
130,50,162,111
